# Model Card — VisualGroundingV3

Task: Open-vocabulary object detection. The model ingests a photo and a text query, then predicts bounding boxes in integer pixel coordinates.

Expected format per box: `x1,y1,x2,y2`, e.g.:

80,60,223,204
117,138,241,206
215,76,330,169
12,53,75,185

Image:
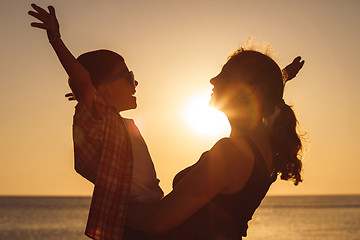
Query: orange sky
1,0,359,196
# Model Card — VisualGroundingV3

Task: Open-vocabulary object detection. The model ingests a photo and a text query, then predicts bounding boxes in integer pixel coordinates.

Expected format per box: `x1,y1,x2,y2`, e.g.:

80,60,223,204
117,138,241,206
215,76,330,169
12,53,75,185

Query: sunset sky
1,0,359,196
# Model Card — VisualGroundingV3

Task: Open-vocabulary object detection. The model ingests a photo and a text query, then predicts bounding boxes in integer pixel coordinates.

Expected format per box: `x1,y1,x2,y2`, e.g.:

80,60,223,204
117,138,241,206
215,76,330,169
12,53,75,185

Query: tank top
171,136,277,239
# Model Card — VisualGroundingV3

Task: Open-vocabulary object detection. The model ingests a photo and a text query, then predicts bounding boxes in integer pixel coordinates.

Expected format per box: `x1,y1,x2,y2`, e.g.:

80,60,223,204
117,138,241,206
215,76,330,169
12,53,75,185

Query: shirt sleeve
72,91,108,183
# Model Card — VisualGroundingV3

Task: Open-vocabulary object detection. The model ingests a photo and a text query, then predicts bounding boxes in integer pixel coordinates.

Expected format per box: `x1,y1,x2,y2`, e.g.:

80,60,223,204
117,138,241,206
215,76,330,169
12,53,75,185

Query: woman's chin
209,97,217,108
209,98,223,111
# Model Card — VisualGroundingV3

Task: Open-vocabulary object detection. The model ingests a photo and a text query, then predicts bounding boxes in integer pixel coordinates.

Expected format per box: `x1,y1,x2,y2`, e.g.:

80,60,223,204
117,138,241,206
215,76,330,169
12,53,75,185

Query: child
28,4,163,240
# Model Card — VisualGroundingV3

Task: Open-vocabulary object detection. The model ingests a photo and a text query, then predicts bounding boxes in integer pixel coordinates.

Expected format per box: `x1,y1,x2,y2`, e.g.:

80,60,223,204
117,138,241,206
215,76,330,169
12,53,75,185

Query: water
247,195,360,240
0,195,359,240
0,197,90,240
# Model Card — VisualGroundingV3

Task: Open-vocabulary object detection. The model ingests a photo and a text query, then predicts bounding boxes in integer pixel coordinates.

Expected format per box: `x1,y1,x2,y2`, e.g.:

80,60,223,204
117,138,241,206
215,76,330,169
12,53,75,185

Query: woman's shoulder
209,137,255,169
211,137,254,159
208,137,256,194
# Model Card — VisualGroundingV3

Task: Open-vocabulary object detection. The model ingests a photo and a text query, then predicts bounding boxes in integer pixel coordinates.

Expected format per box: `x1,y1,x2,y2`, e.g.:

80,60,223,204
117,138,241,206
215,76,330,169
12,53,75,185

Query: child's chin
119,102,137,112
128,102,137,110
126,97,137,110
132,97,137,108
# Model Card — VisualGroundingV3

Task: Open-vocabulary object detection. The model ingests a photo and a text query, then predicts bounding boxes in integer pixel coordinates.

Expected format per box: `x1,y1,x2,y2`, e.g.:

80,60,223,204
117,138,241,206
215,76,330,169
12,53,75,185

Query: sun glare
184,94,230,136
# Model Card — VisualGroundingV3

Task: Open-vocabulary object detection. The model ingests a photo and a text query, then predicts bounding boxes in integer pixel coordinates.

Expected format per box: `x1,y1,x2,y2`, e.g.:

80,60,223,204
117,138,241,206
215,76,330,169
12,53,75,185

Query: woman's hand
283,56,305,83
28,4,61,44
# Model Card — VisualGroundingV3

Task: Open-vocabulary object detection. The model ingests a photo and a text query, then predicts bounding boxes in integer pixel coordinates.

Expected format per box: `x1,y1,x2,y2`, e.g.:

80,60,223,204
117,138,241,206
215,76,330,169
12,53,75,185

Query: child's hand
28,4,61,44
283,56,305,83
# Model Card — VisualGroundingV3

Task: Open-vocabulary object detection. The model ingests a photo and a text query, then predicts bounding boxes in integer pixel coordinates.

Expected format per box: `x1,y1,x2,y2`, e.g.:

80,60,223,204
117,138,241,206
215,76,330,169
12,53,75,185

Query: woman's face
209,60,260,120
210,61,246,110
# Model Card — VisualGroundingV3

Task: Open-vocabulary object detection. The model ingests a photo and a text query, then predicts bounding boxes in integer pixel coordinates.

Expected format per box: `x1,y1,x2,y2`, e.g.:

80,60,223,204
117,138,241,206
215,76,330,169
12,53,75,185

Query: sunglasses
103,71,136,87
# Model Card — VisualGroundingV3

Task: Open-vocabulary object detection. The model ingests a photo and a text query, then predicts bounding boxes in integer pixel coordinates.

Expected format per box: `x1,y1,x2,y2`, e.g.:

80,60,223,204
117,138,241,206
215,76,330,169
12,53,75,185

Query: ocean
0,195,359,240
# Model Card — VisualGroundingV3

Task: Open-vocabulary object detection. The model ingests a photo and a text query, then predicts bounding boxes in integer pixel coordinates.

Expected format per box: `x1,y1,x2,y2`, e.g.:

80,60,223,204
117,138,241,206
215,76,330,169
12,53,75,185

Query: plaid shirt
73,91,133,240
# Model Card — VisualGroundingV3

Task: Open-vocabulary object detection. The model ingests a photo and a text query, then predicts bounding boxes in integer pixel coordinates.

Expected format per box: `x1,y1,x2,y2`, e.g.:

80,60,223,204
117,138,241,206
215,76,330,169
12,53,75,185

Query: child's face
98,64,138,112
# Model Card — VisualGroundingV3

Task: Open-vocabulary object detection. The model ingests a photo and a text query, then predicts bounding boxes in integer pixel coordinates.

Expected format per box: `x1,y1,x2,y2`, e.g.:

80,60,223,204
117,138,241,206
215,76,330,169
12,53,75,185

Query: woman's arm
282,56,305,83
126,138,254,233
28,4,95,110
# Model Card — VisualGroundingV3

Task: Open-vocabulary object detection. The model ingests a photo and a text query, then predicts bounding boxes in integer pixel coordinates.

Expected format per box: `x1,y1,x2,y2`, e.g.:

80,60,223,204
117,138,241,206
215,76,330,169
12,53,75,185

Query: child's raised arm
29,4,95,109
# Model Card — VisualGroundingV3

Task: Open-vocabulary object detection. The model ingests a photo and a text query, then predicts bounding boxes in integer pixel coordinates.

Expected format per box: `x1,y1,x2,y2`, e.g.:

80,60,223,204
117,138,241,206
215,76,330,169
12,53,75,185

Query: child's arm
29,4,95,110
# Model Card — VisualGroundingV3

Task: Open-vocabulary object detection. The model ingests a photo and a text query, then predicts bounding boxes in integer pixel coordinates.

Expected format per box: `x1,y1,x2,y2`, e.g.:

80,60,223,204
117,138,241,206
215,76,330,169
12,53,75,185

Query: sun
184,93,230,136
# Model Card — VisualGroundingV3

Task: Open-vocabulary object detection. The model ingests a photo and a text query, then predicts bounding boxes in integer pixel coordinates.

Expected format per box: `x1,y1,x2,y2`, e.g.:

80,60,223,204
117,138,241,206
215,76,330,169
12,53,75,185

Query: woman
126,49,304,239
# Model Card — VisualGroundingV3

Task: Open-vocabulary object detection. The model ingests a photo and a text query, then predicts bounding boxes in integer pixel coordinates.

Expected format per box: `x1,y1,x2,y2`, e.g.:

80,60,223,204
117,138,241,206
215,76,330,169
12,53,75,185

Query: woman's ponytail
269,101,303,185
